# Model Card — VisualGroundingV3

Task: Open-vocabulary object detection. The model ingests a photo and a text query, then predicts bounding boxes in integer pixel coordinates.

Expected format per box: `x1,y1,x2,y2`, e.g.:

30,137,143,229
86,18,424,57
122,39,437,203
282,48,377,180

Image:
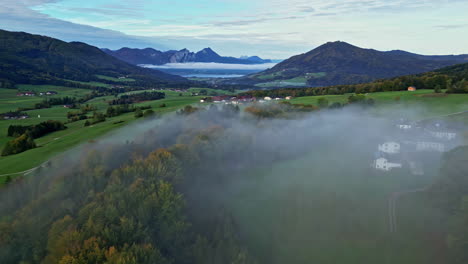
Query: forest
0,104,467,264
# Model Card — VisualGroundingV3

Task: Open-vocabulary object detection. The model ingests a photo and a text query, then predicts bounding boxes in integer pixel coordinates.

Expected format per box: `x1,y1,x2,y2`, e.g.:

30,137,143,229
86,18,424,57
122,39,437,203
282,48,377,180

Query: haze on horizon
1,0,467,59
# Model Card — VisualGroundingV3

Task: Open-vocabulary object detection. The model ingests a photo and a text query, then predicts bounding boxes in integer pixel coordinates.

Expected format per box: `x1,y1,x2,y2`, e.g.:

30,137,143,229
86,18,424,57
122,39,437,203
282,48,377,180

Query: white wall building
428,131,457,140
374,158,402,171
264,97,272,101
416,142,445,152
398,124,412,130
378,142,401,154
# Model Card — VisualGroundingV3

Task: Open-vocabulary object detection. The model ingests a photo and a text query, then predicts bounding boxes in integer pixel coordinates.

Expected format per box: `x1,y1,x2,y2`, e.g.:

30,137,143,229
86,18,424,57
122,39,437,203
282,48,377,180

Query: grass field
256,77,308,88
1,88,467,182
0,85,204,179
226,143,446,264
291,90,468,119
96,75,136,82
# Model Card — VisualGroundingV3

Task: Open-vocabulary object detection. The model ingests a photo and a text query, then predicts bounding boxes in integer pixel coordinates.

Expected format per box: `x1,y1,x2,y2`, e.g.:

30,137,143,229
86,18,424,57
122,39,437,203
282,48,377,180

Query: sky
1,0,468,59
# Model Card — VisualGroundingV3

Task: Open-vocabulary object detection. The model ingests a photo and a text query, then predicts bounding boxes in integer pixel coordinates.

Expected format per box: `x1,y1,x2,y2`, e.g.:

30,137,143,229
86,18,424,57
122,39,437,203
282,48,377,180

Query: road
388,186,430,233
0,161,49,178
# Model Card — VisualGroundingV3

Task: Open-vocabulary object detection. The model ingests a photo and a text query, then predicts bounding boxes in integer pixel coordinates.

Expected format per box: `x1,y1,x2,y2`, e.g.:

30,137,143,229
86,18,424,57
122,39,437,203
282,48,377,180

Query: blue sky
1,0,467,58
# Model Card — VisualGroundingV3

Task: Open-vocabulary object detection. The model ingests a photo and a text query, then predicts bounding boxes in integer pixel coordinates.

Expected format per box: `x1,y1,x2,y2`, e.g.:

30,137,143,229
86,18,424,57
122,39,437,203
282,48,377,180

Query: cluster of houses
200,95,293,104
16,91,58,96
2,112,29,120
373,120,460,175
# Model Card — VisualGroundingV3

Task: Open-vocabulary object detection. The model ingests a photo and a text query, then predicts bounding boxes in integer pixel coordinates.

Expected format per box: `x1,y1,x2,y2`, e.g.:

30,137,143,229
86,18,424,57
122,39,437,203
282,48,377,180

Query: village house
398,124,412,130
285,96,293,100
17,92,36,96
264,97,272,101
408,86,417,91
378,142,401,154
427,130,457,140
416,141,445,152
374,158,402,171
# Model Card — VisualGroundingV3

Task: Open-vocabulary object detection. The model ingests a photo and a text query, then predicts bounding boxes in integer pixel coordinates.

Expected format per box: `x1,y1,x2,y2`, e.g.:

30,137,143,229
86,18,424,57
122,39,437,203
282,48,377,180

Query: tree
434,84,442,93
135,108,143,118
143,109,155,117
317,97,329,108
1,133,37,156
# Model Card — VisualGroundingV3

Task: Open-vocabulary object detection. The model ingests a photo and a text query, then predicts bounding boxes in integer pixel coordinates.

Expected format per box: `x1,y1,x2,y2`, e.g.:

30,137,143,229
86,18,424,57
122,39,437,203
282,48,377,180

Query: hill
103,47,271,65
0,30,187,88
241,41,468,87
243,61,468,98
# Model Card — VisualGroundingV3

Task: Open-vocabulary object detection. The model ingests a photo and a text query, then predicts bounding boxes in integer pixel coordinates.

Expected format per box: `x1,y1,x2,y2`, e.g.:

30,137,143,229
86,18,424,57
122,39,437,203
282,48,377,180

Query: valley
0,17,467,264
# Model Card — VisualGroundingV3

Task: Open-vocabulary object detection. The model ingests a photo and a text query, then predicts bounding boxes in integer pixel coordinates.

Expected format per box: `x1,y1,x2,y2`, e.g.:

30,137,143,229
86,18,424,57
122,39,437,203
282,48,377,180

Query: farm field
0,85,204,180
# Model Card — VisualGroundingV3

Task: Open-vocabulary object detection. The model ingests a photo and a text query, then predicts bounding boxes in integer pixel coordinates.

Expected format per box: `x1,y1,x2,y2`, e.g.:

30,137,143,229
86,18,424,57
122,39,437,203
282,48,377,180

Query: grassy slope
0,86,203,178
227,146,446,264
291,89,468,119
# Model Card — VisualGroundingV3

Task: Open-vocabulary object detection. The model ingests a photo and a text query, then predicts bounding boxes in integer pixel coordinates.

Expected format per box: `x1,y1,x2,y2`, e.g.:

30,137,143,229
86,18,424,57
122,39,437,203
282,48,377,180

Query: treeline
109,91,165,105
2,120,66,156
243,94,374,119
7,120,66,138
243,63,468,98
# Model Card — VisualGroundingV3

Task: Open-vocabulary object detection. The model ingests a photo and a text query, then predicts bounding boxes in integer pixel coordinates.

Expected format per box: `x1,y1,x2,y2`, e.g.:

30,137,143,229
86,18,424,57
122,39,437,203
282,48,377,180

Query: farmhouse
398,124,412,130
264,97,272,101
378,142,400,154
416,141,445,152
426,129,457,140
408,86,417,91
374,158,402,171
17,92,35,96
285,96,293,100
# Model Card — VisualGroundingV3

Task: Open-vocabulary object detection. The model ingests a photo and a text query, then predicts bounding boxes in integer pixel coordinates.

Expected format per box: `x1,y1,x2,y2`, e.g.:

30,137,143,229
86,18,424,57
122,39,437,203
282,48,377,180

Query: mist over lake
141,62,277,78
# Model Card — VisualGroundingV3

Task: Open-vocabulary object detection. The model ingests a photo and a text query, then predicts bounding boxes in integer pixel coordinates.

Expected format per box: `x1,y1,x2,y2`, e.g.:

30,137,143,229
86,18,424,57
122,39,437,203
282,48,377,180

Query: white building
416,142,445,152
285,96,292,100
398,124,412,130
428,131,457,141
200,99,205,103
264,97,272,101
374,158,402,171
378,142,400,154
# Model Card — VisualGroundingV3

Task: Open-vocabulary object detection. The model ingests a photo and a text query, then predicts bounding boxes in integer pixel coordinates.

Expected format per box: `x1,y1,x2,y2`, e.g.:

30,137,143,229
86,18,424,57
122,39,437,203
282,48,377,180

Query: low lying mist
1,102,466,263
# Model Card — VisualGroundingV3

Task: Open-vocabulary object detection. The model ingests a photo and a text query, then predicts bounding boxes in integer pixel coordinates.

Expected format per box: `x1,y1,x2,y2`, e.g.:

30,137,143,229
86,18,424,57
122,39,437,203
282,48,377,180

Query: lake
141,62,277,78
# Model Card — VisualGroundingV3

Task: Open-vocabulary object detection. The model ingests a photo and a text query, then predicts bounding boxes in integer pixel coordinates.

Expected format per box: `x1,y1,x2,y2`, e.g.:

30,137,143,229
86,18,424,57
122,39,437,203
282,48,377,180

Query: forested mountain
241,41,468,87
239,56,272,64
244,62,468,98
0,30,187,88
103,47,270,65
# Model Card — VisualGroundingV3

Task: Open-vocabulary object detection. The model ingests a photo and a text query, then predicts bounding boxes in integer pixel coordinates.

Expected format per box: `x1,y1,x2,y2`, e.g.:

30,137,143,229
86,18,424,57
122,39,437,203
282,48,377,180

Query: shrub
1,133,36,156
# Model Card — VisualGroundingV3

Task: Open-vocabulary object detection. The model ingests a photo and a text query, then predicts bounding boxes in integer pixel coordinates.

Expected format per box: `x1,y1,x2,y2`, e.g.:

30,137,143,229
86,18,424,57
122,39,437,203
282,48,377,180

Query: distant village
373,119,461,175
199,95,293,104
16,91,58,97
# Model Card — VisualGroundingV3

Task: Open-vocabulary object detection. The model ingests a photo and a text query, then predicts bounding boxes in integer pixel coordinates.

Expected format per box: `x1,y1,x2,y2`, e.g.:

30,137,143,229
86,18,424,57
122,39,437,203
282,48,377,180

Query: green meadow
290,89,468,119
0,85,203,180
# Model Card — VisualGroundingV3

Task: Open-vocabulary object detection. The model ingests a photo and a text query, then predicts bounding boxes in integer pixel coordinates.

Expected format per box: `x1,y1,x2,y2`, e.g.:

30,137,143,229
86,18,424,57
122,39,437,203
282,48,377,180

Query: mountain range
103,47,272,65
0,29,186,88
240,41,468,87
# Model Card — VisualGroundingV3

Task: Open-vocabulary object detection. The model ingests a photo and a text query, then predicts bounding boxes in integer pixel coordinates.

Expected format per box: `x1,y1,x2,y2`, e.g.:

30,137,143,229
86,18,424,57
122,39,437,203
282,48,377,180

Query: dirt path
0,161,48,178
388,186,430,233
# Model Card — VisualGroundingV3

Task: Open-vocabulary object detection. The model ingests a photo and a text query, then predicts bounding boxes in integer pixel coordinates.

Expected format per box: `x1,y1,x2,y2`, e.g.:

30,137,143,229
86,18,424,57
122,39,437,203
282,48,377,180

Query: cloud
0,0,167,50
434,24,468,30
141,62,277,70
